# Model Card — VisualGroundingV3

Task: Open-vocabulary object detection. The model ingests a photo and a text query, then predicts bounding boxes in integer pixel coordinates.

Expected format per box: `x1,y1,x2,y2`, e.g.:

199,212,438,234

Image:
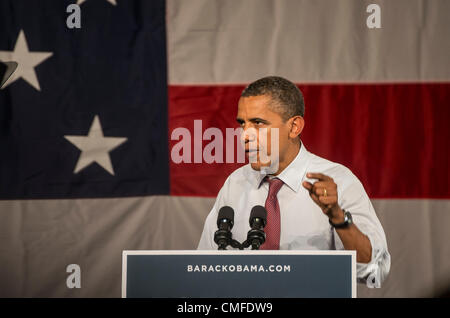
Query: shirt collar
246,141,310,193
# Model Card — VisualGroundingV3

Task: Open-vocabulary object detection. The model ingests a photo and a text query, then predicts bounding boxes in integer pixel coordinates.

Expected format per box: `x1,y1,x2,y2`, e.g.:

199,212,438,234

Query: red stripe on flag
169,83,450,199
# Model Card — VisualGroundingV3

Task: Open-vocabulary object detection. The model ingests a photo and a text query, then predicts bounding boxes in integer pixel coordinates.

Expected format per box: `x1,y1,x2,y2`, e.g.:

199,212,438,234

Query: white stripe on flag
168,0,450,84
0,197,449,297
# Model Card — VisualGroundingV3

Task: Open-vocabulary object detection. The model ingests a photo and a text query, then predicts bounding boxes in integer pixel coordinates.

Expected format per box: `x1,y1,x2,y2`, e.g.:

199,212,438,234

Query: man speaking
197,76,390,287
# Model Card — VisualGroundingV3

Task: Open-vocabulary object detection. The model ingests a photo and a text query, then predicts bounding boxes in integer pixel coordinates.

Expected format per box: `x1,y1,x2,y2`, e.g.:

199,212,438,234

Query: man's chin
250,159,279,175
250,161,273,172
250,162,262,171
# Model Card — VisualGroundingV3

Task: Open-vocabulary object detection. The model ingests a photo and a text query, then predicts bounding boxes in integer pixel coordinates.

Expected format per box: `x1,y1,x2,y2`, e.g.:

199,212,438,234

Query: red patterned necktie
260,177,284,250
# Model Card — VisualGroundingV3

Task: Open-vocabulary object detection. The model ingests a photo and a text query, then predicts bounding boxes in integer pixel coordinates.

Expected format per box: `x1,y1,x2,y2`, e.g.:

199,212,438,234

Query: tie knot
266,177,284,196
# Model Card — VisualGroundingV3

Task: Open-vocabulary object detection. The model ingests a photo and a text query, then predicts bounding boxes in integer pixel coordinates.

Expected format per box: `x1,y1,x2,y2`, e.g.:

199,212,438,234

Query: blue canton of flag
0,0,169,199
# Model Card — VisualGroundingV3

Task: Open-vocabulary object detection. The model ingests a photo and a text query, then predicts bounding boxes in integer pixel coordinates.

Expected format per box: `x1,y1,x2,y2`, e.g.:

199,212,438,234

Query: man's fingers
305,173,339,214
309,192,322,207
304,181,337,197
318,195,338,206
307,172,332,181
310,190,338,213
312,186,337,197
302,181,313,191
311,181,337,191
310,181,329,188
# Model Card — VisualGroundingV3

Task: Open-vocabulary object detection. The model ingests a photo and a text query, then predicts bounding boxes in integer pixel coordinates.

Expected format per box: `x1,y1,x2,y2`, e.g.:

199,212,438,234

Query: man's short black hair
241,76,305,121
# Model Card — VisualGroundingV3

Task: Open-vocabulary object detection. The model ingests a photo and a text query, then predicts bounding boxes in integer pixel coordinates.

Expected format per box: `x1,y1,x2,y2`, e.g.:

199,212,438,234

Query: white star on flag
64,115,128,175
0,30,53,91
77,0,117,5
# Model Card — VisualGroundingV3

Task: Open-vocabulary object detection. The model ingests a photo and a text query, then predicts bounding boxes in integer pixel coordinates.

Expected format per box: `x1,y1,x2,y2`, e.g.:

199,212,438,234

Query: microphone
214,206,234,250
246,205,267,250
0,61,18,89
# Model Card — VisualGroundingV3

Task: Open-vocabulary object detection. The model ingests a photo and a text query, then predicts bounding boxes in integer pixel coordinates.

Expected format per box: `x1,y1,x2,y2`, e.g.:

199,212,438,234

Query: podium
122,250,356,298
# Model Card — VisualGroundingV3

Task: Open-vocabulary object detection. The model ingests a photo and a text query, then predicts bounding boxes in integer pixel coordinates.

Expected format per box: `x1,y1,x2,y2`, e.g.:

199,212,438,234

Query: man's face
236,94,291,173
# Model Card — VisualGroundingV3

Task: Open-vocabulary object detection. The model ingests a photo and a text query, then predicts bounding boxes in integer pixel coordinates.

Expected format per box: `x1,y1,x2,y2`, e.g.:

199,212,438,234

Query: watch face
345,211,353,224
329,211,351,228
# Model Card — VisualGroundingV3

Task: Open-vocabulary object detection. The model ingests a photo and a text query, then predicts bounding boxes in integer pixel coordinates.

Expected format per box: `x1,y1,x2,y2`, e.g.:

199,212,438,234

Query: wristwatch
329,210,353,229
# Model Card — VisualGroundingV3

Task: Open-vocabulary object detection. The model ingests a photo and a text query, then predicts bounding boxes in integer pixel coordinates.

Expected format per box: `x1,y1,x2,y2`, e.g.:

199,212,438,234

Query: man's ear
289,116,305,138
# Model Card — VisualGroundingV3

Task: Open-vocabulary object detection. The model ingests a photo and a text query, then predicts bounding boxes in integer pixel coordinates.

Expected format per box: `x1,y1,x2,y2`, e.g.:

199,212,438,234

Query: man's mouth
245,149,259,159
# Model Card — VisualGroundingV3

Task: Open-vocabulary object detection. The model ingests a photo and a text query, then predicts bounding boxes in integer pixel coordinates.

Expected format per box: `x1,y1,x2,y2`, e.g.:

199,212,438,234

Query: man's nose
241,127,257,143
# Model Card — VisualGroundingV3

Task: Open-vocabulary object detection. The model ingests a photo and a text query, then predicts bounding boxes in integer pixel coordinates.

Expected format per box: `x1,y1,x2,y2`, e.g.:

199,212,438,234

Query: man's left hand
302,172,344,224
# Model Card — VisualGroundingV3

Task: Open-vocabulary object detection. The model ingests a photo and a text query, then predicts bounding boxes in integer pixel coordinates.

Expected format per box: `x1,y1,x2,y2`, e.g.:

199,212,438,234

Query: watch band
329,210,353,229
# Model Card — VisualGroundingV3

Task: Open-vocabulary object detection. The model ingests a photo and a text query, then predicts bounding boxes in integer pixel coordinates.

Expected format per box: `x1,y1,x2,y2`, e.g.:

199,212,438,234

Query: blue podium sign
122,250,356,298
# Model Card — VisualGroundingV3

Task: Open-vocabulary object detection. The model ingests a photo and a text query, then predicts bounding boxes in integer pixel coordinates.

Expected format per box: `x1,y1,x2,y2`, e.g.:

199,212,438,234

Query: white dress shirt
197,142,391,286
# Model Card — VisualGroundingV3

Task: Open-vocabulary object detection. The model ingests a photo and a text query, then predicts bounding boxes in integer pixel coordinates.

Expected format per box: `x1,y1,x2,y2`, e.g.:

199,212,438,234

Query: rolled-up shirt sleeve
334,176,391,287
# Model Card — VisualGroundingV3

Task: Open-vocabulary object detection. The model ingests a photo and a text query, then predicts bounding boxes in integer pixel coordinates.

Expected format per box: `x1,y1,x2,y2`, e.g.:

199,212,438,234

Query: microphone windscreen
217,206,234,227
249,205,267,224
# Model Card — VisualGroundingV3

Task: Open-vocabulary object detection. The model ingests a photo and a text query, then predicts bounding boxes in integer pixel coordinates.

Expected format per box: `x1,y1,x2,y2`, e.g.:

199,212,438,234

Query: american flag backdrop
0,0,449,297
